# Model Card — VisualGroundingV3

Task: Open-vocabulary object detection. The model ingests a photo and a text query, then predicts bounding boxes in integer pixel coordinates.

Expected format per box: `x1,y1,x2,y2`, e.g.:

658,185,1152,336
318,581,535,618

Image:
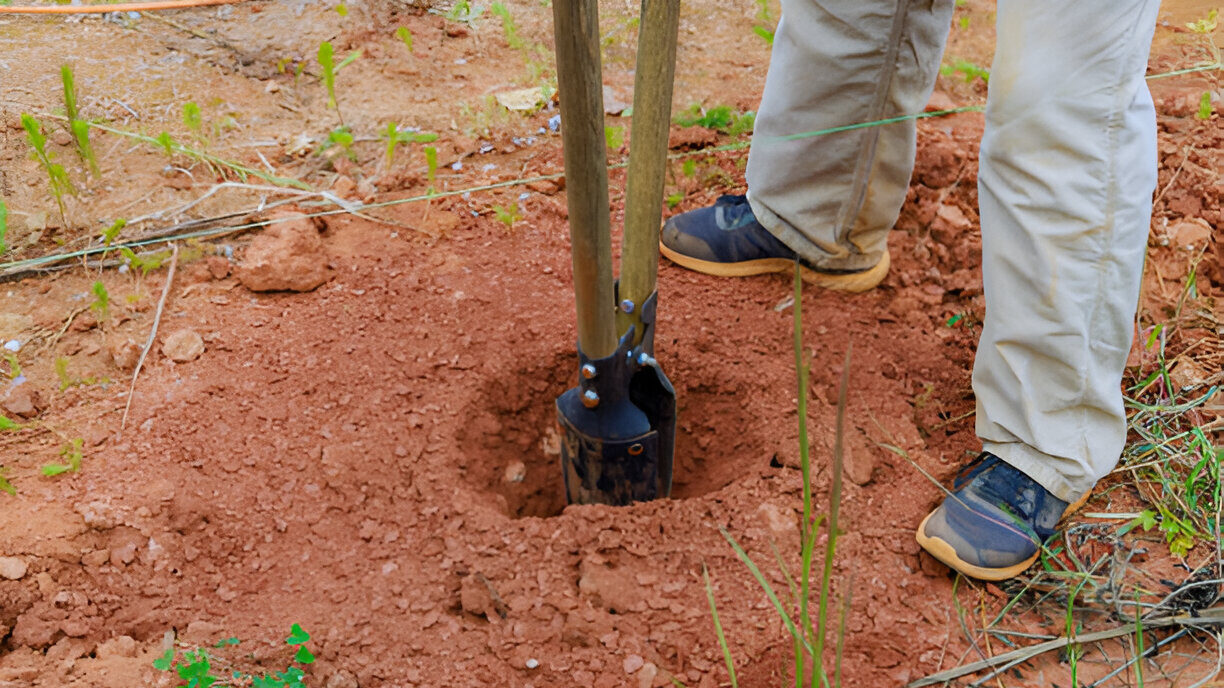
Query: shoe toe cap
922,499,1040,570
661,214,719,261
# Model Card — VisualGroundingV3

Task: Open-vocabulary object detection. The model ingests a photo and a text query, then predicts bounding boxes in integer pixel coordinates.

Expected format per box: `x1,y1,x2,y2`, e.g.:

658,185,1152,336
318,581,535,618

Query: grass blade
720,526,815,656
703,564,739,688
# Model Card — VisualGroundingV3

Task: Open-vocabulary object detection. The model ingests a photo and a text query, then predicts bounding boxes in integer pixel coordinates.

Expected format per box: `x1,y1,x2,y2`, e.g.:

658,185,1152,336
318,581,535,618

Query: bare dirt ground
0,1,1219,687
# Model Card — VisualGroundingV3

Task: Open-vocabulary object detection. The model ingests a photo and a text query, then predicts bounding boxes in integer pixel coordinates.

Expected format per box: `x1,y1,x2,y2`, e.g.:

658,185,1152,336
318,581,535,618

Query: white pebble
3,340,20,352
525,658,539,669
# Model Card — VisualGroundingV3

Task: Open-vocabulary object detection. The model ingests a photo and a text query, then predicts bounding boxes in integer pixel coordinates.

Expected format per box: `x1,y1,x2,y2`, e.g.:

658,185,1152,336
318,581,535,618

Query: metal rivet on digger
553,0,679,506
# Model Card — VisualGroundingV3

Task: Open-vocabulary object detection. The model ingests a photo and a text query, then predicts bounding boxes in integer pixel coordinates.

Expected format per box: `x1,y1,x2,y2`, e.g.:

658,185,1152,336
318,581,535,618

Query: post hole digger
551,0,681,505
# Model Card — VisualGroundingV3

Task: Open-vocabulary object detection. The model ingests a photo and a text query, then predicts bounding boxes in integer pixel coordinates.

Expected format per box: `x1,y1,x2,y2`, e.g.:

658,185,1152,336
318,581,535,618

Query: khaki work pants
745,0,1161,501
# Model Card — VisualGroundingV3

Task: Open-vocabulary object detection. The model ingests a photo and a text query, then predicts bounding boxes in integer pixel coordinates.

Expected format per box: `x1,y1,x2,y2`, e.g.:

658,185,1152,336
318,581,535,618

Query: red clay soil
0,5,1220,688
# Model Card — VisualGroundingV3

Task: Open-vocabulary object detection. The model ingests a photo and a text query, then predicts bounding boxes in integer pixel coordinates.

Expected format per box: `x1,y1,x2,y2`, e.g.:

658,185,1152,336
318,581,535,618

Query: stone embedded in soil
503,460,527,483
95,635,138,659
578,559,647,614
0,556,29,580
161,329,205,363
623,654,644,674
930,203,972,245
107,337,141,371
325,670,360,688
2,382,45,419
1168,218,1212,250
237,211,333,293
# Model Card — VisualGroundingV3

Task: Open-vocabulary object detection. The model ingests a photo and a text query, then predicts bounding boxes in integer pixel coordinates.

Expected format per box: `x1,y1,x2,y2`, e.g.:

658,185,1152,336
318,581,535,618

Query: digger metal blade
557,293,675,506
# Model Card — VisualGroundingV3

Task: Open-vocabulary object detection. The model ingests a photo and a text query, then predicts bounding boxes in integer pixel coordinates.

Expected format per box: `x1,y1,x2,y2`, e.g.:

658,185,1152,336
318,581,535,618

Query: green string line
1,61,1217,275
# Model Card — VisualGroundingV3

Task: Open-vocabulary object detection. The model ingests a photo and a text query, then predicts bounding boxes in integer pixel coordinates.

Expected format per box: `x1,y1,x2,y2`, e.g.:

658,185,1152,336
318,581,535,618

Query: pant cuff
982,440,1092,503
745,192,886,272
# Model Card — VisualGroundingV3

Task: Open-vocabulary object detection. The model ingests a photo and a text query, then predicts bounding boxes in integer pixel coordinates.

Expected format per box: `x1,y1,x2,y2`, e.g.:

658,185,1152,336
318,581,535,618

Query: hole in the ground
458,351,769,518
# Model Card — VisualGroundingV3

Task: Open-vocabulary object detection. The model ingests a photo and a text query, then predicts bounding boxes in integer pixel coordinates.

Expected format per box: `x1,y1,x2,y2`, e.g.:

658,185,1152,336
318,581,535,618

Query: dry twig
120,243,179,432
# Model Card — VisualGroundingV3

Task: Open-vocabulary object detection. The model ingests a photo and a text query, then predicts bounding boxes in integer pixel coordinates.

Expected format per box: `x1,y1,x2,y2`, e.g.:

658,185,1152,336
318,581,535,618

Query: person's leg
918,0,1161,581
660,0,955,290
973,0,1160,502
747,0,955,272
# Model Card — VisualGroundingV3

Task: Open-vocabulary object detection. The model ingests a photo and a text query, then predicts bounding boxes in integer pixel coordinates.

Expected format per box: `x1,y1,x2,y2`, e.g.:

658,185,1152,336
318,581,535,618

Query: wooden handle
552,0,617,359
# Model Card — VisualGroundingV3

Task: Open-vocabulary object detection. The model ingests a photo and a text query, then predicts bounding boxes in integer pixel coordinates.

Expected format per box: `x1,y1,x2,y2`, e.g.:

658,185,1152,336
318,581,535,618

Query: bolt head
581,390,600,408
581,363,597,379
637,352,655,367
619,299,635,313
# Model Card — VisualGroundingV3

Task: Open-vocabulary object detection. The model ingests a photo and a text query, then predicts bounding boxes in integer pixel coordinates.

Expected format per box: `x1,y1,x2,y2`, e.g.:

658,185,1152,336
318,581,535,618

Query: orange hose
0,0,249,13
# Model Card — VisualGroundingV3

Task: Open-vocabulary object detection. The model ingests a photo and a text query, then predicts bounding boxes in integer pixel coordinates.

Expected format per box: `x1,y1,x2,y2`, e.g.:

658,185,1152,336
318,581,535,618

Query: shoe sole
915,490,1093,582
658,242,890,293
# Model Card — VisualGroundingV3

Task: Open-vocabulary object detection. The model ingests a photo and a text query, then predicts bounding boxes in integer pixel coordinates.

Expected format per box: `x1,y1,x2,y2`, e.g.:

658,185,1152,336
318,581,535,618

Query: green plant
0,416,17,431
0,466,14,496
752,0,776,45
707,265,851,687
941,58,990,84
5,353,20,380
317,42,360,122
604,124,625,150
490,2,524,49
156,131,176,158
153,624,316,688
1196,91,1213,120
42,438,83,476
21,114,75,221
665,192,684,209
182,101,205,141
334,2,347,15
119,246,173,279
55,357,101,391
439,0,484,24
62,65,99,178
319,125,355,160
681,159,697,178
1185,8,1218,34
674,104,755,136
491,202,522,228
424,146,438,183
396,25,414,52
383,123,438,167
90,281,110,322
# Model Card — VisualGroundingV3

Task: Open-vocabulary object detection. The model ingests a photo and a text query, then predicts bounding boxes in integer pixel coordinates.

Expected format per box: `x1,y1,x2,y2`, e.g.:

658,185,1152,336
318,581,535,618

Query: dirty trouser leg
973,0,1161,502
745,0,955,272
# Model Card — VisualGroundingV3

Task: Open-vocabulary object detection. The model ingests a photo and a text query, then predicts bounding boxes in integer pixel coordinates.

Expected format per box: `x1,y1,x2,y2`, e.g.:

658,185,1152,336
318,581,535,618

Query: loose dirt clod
237,211,333,292
161,328,205,363
0,556,29,580
2,382,45,419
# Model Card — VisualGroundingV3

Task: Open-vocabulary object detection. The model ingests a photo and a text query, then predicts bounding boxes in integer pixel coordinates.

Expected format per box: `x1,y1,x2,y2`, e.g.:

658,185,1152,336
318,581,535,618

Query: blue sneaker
916,453,1091,581
659,194,889,292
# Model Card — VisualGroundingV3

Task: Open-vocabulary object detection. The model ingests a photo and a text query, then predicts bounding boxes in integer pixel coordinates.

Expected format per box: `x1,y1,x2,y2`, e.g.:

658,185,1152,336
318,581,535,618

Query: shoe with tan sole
659,194,888,293
916,453,1092,581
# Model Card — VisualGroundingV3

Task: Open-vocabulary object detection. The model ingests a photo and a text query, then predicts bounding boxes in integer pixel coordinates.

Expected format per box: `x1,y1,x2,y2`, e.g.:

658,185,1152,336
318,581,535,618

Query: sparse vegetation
675,104,756,136
152,624,316,688
21,113,75,221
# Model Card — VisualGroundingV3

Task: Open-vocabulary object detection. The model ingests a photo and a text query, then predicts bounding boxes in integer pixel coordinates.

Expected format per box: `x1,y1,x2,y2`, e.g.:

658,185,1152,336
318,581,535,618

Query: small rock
1168,218,1212,251
325,670,360,688
924,90,957,113
95,635,138,659
264,80,281,94
638,661,658,688
755,502,798,542
205,256,231,279
1,383,44,419
110,543,137,567
1170,358,1207,390
623,654,644,674
107,337,141,371
843,428,878,486
161,329,204,363
503,460,527,483
0,556,28,580
525,658,540,670
237,211,333,292
930,203,972,245
80,549,109,567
